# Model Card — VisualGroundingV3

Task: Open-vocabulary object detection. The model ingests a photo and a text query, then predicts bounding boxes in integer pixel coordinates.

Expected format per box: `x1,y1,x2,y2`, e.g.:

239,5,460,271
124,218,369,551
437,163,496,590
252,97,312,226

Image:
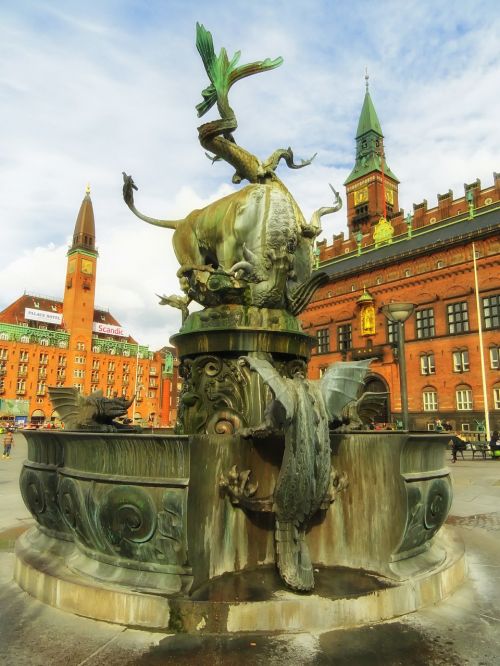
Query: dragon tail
275,519,314,592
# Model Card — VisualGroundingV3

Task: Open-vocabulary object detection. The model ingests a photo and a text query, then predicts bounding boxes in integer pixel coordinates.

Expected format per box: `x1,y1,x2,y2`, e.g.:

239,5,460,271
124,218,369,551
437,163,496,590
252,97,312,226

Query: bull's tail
122,173,180,230
275,519,314,592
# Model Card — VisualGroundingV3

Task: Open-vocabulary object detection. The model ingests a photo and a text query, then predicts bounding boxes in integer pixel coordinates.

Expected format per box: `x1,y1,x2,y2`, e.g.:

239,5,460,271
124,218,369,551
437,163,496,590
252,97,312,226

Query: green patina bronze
16,26,455,613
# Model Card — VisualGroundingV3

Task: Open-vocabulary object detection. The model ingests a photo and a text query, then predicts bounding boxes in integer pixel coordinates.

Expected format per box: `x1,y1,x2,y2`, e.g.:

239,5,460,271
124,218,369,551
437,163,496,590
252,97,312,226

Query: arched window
456,384,473,411
422,387,438,412
0,332,9,341
39,338,49,346
20,335,30,343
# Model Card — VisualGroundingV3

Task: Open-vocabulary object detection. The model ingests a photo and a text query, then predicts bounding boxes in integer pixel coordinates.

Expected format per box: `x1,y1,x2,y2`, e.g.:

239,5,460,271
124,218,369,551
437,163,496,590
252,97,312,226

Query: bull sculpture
123,23,341,314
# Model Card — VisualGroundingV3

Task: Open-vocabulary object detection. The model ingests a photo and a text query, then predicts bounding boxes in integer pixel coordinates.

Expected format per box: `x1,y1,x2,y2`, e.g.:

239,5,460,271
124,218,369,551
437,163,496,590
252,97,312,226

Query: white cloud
0,1,498,348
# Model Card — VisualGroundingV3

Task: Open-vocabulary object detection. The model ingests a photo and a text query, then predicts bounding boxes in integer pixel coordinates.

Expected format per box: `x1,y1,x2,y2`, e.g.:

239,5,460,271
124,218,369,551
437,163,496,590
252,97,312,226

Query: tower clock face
354,187,368,206
81,259,93,275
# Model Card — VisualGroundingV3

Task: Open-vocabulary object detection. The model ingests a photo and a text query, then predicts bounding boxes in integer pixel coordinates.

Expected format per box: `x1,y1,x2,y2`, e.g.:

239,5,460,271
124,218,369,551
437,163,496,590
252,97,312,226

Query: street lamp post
382,302,415,430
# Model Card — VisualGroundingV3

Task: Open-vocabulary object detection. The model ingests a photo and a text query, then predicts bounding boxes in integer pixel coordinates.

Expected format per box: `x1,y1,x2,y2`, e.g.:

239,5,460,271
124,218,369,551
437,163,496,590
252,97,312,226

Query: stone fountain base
15,429,466,632
15,525,465,632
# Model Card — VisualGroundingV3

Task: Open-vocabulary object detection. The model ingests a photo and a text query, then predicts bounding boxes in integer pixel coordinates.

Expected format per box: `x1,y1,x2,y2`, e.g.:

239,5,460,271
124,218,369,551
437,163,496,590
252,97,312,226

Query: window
40,338,49,346
376,276,383,285
106,387,113,398
58,355,67,366
423,390,438,411
316,329,330,354
76,342,86,351
107,373,115,384
108,362,115,370
404,269,411,278
453,350,469,372
337,324,352,352
18,364,28,376
493,386,500,410
0,348,8,360
483,294,499,330
37,382,46,395
20,335,30,343
447,301,469,334
461,423,470,432
92,360,100,370
416,308,435,339
148,391,155,398
16,380,26,393
437,261,444,269
58,340,68,348
92,346,101,353
420,353,435,375
74,369,85,378
75,356,85,364
490,347,499,369
39,353,48,364
74,383,84,392
0,333,9,341
456,386,473,411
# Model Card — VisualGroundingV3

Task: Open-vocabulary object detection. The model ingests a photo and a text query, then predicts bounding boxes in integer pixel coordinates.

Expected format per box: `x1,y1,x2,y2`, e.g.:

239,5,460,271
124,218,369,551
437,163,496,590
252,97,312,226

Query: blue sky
0,1,498,348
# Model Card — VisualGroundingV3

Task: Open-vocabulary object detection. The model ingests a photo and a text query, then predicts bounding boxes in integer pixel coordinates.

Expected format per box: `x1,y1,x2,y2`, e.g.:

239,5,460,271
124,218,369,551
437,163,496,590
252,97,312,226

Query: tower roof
356,90,383,138
70,185,96,253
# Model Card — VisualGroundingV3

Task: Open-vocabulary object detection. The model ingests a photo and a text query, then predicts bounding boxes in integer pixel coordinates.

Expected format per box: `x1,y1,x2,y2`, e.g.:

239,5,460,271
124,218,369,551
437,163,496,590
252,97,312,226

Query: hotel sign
92,322,127,338
25,308,63,325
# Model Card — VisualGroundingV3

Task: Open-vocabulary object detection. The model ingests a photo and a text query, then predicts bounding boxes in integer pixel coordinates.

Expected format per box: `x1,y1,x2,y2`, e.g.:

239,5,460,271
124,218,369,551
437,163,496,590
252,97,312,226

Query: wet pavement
0,434,499,665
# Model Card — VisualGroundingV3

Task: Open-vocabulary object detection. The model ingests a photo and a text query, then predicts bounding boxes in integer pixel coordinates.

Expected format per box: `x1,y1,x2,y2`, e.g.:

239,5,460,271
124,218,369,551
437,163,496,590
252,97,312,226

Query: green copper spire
345,76,398,186
355,89,383,138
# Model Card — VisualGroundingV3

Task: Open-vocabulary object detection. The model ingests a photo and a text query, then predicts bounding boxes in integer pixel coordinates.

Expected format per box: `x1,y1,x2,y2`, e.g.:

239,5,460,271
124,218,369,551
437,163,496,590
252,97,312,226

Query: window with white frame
456,386,473,410
76,342,86,351
493,385,500,410
453,349,470,372
420,353,435,375
423,389,438,411
73,369,85,378
490,346,499,369
75,356,85,364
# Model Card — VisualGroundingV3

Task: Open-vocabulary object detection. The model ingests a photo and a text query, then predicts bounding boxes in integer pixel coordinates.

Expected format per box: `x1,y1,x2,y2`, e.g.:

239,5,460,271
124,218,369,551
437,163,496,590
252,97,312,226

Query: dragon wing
320,359,372,421
355,391,389,423
48,387,81,429
243,356,294,421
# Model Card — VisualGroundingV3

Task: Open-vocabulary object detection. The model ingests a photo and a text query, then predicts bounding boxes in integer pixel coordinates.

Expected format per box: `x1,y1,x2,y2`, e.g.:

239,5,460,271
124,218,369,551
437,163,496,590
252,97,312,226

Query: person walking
2,429,14,460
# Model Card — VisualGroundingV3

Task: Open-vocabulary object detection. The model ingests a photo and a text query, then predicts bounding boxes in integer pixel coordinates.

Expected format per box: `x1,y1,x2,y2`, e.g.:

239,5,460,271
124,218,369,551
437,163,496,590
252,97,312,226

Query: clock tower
62,186,98,390
344,76,399,239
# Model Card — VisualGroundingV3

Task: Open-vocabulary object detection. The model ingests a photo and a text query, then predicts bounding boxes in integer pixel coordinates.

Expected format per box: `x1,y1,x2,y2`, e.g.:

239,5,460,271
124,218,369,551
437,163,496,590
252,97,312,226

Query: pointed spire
356,86,383,138
70,185,96,253
344,77,398,186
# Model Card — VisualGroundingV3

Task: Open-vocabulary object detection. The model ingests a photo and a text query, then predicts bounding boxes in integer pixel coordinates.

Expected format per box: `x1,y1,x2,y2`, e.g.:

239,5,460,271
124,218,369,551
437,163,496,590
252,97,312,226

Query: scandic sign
92,322,127,337
25,307,63,325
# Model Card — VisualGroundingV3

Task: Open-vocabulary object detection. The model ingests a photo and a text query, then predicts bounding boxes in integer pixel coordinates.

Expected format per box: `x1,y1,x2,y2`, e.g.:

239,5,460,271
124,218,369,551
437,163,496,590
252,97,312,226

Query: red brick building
0,188,179,428
301,84,500,435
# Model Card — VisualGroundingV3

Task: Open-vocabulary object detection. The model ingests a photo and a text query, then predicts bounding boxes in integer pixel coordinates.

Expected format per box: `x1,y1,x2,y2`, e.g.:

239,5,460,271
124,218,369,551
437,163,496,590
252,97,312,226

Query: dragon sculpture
220,357,379,591
48,387,137,432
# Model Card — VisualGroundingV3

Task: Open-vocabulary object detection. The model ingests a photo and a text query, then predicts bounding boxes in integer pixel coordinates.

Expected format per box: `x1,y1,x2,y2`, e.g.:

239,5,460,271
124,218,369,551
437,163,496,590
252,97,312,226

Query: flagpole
133,345,140,421
472,242,490,441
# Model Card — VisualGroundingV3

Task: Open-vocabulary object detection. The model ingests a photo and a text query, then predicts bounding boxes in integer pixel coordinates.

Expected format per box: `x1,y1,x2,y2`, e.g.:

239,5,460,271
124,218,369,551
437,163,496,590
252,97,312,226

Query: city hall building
0,188,178,427
301,84,499,433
